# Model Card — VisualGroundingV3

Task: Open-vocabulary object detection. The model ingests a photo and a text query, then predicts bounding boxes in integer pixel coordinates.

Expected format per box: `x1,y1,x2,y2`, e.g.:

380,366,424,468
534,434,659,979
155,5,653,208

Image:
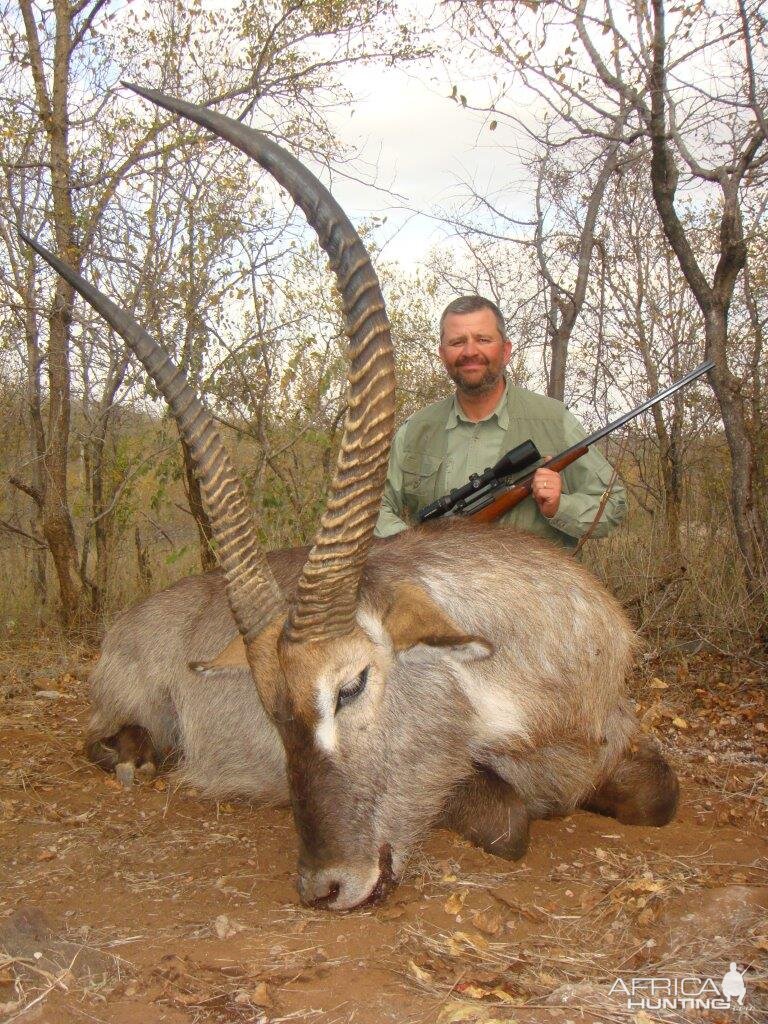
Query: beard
447,362,505,396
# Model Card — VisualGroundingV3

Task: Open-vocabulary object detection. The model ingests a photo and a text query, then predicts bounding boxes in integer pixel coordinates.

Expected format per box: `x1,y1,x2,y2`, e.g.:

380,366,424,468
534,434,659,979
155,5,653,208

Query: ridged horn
125,84,396,643
20,231,286,642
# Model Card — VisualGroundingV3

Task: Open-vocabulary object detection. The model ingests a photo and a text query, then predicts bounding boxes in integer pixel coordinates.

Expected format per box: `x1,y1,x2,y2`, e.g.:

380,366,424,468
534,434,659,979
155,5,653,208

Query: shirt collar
446,381,510,430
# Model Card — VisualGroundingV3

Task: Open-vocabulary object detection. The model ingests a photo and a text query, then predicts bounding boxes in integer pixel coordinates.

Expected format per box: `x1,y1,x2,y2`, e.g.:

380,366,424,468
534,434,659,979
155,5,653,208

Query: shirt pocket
401,450,443,499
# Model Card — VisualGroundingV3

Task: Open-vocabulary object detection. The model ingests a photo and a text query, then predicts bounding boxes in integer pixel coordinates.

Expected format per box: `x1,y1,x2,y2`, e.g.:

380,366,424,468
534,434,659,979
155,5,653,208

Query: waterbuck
25,86,678,911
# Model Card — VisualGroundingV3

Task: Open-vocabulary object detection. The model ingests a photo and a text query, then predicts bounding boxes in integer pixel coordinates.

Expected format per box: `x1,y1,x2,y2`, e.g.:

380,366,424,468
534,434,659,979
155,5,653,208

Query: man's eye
336,667,369,713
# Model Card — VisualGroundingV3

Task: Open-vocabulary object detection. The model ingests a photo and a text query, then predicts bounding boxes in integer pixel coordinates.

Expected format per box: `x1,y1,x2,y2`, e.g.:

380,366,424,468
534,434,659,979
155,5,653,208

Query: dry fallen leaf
490,986,519,1003
649,677,669,690
378,904,406,921
471,910,502,936
437,1000,511,1023
408,960,432,984
457,983,491,999
174,992,202,1007
249,981,272,1007
672,717,688,729
628,876,664,894
444,891,467,915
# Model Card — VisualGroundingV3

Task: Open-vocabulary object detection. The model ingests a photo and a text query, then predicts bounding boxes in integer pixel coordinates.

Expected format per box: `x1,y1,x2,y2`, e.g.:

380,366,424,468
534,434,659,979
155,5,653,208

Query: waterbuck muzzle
23,84,396,910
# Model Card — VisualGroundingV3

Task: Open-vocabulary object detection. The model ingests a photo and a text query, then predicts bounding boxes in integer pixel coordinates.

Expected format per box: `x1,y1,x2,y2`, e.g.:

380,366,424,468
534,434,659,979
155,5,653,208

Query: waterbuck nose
296,862,388,911
297,870,341,907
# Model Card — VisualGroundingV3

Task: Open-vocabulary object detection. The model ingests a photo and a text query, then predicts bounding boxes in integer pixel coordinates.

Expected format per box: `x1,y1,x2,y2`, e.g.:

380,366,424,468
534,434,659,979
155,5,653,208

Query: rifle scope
418,439,540,523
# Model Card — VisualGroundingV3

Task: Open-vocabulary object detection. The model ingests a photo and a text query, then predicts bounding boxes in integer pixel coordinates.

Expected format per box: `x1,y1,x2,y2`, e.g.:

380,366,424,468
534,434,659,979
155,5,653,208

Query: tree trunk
22,257,49,615
743,261,768,532
705,305,767,608
20,0,85,625
644,0,767,630
548,308,573,402
135,526,152,593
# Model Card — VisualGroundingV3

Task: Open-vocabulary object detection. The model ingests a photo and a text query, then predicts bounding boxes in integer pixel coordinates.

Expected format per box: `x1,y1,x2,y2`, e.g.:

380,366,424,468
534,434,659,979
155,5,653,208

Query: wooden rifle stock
468,445,589,523
432,360,713,527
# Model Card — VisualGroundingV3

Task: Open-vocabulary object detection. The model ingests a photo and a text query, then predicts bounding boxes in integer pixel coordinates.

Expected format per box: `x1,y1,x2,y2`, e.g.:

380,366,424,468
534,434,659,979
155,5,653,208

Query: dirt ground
1,640,766,1024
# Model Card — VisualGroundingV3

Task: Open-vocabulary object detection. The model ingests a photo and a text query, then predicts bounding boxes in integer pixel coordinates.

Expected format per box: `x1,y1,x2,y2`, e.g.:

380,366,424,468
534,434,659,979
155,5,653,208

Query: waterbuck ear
189,617,284,719
189,635,247,674
381,581,493,661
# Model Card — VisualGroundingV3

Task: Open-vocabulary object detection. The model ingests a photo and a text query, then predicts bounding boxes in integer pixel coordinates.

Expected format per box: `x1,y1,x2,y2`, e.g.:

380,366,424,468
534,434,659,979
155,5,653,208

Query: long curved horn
126,85,396,643
20,231,286,642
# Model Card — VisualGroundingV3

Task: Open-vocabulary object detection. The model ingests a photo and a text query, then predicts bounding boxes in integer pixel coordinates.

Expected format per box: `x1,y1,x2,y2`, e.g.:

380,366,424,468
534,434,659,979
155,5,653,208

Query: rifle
418,360,714,525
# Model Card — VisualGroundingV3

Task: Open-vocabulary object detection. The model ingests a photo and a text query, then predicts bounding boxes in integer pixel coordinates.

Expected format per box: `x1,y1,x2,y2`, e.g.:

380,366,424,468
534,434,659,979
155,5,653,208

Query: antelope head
23,88,490,910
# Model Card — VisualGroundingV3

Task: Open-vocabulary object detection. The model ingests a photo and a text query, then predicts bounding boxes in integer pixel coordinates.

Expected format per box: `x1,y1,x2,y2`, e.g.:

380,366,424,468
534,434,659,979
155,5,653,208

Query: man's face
439,308,512,396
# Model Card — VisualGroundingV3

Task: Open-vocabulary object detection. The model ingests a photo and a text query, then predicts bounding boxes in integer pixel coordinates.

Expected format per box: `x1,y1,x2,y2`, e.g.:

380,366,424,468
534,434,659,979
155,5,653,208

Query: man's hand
532,458,562,519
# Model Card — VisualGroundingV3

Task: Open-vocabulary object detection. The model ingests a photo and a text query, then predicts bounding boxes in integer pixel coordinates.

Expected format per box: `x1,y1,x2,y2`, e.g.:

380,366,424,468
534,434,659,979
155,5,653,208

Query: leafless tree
1,0,426,624
446,0,768,620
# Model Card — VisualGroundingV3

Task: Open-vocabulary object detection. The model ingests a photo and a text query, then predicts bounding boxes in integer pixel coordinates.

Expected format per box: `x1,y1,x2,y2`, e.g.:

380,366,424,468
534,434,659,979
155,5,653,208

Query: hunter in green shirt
374,296,626,549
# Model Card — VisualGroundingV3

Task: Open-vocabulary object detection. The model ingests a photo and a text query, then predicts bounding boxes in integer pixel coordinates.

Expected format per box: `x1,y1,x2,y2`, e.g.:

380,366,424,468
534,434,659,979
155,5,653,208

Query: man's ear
381,581,494,661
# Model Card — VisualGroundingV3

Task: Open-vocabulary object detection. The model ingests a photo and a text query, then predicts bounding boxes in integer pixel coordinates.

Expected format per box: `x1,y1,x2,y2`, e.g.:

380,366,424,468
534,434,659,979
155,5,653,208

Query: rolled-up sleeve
546,408,627,540
374,423,409,538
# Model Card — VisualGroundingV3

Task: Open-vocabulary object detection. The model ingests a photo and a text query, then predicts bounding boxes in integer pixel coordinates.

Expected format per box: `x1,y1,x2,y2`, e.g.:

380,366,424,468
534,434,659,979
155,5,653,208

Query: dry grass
397,837,768,1023
587,509,766,659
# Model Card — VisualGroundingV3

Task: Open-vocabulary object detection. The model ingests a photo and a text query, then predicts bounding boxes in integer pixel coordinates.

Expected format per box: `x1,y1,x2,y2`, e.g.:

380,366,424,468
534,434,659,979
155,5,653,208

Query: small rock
34,690,62,700
213,914,245,940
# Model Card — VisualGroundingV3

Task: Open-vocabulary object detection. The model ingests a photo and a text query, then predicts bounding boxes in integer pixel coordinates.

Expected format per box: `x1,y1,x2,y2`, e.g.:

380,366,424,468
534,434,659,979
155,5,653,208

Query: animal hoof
116,762,135,789
135,762,157,782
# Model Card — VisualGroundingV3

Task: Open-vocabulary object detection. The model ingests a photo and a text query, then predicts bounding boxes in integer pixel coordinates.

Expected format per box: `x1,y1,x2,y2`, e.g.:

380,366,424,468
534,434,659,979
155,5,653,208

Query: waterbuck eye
336,666,369,713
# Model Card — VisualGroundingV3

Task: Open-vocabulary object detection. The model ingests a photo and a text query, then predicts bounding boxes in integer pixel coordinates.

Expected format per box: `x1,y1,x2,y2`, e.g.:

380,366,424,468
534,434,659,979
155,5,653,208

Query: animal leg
582,733,679,826
441,766,530,860
84,724,159,789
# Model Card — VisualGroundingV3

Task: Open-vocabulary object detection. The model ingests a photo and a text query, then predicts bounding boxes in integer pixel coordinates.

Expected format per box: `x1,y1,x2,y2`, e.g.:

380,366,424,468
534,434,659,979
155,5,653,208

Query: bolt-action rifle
418,361,714,525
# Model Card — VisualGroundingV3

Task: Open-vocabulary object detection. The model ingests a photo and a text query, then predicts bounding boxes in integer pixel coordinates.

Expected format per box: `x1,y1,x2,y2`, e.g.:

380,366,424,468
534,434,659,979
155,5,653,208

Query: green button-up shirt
374,384,627,549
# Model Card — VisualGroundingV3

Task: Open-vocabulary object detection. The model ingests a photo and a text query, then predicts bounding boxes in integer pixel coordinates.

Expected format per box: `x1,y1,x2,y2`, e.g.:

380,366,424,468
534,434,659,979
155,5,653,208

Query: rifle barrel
565,360,714,459
465,359,714,522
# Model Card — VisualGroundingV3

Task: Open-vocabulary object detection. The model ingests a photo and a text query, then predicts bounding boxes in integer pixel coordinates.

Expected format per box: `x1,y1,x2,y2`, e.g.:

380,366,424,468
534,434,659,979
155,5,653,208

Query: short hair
439,296,508,342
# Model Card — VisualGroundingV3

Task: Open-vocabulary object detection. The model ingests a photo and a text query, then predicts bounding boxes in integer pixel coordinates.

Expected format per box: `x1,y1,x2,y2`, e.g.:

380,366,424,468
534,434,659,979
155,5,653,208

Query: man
374,295,626,548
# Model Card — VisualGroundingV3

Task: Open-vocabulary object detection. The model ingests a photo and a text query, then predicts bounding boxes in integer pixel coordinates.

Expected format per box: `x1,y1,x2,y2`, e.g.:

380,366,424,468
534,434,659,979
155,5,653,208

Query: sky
322,60,529,268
